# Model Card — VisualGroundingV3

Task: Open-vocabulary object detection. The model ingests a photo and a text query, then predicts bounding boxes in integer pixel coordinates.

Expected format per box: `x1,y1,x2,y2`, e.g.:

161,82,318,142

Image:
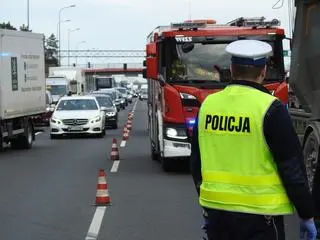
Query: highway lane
99,100,300,240
99,100,204,240
0,102,133,240
0,98,300,240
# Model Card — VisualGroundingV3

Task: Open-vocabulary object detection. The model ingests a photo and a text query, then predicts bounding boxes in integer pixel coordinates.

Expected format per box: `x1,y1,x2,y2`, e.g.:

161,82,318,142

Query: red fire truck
143,17,289,171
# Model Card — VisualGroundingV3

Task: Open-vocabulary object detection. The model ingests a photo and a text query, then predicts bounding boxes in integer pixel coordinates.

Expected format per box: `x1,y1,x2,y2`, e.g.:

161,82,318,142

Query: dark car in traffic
92,94,118,129
91,90,121,112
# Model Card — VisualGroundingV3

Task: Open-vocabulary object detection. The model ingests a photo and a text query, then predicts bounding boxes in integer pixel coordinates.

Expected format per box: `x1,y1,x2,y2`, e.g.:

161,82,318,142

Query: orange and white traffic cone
123,125,128,134
127,121,132,131
123,128,129,140
95,169,111,206
110,138,120,160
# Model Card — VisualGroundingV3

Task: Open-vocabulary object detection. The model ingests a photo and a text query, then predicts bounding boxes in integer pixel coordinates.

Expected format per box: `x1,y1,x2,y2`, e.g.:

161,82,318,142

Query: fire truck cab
143,17,289,171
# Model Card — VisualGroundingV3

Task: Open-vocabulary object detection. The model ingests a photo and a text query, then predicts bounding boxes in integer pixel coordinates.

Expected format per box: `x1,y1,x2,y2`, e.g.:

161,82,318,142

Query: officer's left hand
300,218,317,240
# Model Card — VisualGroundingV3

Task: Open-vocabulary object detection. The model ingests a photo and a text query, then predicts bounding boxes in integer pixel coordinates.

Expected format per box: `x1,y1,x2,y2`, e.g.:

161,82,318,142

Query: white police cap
226,40,272,66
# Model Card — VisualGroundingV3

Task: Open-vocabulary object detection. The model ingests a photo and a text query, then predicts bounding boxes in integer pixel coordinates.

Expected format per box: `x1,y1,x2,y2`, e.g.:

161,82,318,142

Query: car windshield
117,88,126,94
56,99,98,111
165,36,285,83
48,85,67,95
93,92,115,100
96,78,113,89
141,89,148,94
95,96,113,107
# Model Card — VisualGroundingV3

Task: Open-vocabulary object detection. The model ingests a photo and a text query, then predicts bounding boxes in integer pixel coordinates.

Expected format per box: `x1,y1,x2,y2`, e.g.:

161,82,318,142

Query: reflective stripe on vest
198,85,294,215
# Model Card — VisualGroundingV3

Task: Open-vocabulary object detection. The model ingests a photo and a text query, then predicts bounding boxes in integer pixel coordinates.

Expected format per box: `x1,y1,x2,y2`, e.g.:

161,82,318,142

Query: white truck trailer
46,76,68,103
49,67,86,94
0,29,46,150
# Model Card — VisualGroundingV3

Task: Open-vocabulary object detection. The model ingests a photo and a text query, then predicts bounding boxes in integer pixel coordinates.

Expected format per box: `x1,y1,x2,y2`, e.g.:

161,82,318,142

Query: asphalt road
0,99,300,240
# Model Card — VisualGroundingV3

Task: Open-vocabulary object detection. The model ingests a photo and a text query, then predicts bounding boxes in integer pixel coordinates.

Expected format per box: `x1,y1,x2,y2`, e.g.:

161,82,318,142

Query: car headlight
90,116,101,123
165,127,187,140
180,92,196,99
51,117,62,124
106,112,116,117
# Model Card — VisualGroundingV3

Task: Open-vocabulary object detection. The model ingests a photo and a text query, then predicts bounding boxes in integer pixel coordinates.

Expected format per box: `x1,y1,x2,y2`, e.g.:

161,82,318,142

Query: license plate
69,126,83,131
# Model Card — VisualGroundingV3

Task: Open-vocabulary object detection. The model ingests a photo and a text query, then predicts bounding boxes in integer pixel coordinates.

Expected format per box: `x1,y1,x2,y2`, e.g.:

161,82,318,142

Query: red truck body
143,18,289,171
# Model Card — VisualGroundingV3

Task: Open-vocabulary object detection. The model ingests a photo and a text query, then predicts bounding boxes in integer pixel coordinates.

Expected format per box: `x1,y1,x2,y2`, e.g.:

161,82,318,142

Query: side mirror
101,106,107,111
143,57,158,80
146,43,156,55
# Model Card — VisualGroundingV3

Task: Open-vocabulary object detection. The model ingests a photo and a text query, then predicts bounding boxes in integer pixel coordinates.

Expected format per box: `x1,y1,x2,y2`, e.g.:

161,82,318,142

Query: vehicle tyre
303,130,320,191
50,134,58,139
160,156,171,172
0,130,4,152
303,130,320,235
113,123,118,129
151,144,159,161
20,122,33,149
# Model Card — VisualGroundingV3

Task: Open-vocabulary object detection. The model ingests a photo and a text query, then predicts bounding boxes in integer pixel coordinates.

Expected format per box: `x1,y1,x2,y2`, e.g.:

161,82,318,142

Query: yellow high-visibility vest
198,84,294,215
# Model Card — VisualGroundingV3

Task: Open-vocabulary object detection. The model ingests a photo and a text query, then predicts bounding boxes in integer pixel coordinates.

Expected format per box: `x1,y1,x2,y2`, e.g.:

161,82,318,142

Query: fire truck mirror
146,43,157,56
145,57,158,80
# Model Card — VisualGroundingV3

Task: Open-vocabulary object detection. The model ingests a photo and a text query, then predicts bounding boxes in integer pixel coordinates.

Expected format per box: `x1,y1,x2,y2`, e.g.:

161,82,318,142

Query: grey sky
2,0,293,66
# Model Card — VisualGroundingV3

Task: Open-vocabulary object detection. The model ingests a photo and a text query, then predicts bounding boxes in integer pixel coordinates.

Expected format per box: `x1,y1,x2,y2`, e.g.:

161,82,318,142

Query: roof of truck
161,27,284,38
147,19,285,41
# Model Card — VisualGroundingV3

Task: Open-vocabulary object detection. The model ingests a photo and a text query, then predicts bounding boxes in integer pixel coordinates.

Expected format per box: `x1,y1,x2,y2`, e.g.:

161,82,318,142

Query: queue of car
48,87,136,139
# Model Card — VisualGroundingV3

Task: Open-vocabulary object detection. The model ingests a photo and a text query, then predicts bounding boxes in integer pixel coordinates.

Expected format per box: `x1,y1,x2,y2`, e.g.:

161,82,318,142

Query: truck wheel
303,130,319,191
21,122,33,149
305,131,320,237
0,132,4,152
11,122,33,149
150,145,159,161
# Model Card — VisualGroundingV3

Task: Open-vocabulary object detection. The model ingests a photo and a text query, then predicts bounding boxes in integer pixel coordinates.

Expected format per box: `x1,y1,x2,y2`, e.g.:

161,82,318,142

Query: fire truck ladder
227,17,280,28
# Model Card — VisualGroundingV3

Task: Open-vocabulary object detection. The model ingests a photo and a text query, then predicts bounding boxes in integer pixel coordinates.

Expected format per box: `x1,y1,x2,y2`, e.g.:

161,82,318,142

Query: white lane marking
120,140,126,148
85,206,107,240
110,160,120,172
35,132,42,136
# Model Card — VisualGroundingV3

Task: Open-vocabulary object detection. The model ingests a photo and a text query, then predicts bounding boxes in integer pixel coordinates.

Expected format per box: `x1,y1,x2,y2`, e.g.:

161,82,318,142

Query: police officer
190,40,317,240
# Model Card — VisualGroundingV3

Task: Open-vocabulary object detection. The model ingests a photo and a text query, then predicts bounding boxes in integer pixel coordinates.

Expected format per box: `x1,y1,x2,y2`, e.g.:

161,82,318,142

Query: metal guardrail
60,63,144,69
289,108,311,137
289,108,312,120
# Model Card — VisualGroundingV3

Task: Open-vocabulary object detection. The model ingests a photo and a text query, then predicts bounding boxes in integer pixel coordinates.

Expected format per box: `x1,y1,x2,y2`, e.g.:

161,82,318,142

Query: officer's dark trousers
205,209,285,240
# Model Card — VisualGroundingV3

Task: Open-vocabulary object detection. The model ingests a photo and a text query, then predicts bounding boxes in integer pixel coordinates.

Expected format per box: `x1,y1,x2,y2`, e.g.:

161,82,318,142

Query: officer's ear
260,65,267,79
230,65,234,79
256,65,267,83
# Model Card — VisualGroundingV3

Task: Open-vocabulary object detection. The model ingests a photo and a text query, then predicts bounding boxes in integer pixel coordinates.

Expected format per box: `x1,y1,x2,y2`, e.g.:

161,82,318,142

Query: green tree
20,24,31,32
44,34,58,65
0,22,17,30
